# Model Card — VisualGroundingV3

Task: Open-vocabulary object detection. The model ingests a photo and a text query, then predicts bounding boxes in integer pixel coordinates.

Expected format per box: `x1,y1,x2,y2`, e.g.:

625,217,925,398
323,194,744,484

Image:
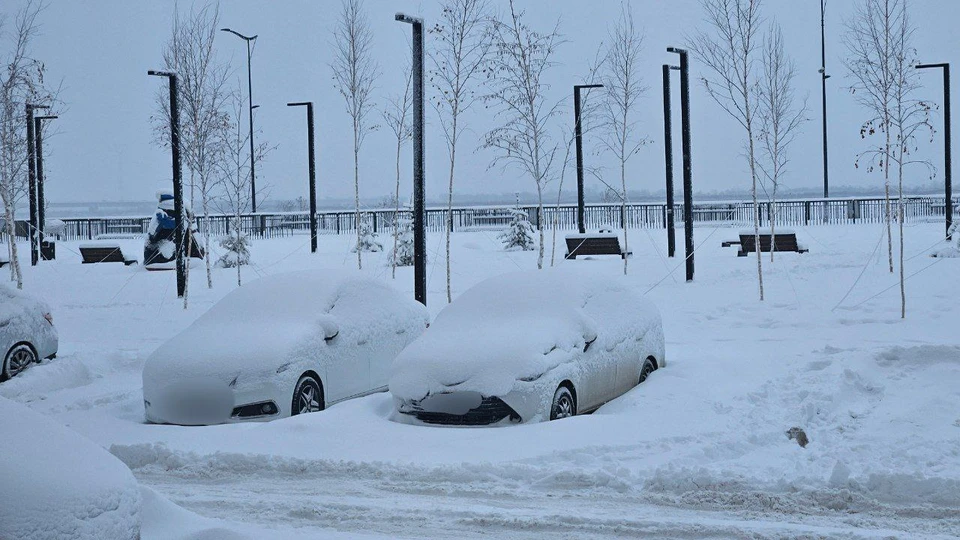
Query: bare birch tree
691,0,765,300
846,0,931,317
154,2,231,291
430,0,491,302
331,0,379,271
0,0,49,289
757,24,806,262
600,3,648,275
483,0,564,270
381,67,412,279
215,86,270,288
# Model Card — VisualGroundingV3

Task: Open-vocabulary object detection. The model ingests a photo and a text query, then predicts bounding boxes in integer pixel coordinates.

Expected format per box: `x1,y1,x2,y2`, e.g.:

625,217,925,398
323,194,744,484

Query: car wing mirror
320,320,340,342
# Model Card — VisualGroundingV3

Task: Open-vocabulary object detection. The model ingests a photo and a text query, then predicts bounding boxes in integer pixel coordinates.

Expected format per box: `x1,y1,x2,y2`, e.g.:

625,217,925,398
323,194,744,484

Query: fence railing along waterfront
2,196,956,243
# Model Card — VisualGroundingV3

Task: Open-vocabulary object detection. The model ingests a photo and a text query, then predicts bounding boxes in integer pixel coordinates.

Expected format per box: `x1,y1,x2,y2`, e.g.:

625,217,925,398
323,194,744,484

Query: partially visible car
0,396,141,540
391,269,665,425
0,284,58,382
143,270,430,425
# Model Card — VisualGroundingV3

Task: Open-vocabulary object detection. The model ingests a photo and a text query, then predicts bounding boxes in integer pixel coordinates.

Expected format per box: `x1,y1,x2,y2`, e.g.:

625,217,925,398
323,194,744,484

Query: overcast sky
4,0,958,206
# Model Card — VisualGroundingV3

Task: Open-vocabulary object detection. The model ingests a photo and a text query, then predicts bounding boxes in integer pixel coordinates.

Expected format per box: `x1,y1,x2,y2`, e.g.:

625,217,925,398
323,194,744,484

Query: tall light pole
917,62,952,240
820,0,830,198
287,102,318,253
25,103,49,266
221,28,259,213
395,13,427,307
148,70,186,299
35,114,57,259
662,65,680,258
667,47,695,282
574,84,603,234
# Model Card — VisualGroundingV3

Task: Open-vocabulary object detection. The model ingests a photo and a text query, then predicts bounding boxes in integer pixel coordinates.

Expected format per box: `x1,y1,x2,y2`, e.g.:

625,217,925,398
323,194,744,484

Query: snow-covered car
143,270,430,425
1,284,58,382
391,269,665,425
0,396,141,540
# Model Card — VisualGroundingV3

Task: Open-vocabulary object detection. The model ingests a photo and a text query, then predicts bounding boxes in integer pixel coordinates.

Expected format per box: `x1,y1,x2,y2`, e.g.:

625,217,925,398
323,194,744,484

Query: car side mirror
320,320,339,342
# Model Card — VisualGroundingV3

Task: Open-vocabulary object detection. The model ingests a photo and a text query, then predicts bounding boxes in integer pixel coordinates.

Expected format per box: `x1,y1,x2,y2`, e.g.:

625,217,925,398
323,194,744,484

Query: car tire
639,358,657,384
2,343,37,381
291,375,324,416
549,385,576,421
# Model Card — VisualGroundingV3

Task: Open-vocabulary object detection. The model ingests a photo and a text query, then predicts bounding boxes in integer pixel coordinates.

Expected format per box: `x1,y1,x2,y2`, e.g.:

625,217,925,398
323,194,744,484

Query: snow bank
0,397,141,540
391,268,663,400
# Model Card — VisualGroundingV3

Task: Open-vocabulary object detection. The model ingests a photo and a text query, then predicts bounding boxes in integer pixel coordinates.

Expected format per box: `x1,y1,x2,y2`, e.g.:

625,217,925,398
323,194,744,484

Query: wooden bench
737,232,808,257
79,244,138,265
564,232,632,260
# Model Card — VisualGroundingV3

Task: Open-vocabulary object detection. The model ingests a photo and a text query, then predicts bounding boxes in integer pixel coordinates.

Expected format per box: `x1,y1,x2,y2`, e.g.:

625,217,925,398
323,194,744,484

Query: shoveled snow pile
0,396,141,540
390,268,664,400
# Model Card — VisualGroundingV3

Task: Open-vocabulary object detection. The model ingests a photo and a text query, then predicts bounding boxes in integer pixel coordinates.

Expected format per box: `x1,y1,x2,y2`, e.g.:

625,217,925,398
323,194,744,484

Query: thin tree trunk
446,136,457,303
537,187,545,270
898,147,905,318
621,158,628,275
748,119,764,302
203,193,212,289
183,218,192,310
391,138,402,279
3,203,21,288
884,115,893,273
354,132,362,271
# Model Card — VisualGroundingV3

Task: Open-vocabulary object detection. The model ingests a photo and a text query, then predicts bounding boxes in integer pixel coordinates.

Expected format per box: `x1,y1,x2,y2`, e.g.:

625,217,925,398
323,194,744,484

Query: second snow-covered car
143,271,429,425
1,284,58,382
391,269,665,425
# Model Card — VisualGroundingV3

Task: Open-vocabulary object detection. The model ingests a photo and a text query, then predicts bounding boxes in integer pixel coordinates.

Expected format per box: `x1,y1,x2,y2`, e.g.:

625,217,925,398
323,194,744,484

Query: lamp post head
287,101,312,108
26,103,50,111
916,62,949,70
148,70,176,78
395,12,423,25
574,84,604,90
667,47,688,55
35,115,58,121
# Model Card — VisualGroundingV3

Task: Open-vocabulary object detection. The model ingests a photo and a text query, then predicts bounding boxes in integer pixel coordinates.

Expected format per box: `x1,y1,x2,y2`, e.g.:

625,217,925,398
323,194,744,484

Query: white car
0,396,141,540
391,269,665,425
1,284,58,382
143,271,430,425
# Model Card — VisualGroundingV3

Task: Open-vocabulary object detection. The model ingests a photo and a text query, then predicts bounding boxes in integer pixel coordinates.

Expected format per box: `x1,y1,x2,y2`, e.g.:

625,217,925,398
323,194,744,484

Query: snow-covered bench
736,231,808,257
79,242,138,265
564,230,632,260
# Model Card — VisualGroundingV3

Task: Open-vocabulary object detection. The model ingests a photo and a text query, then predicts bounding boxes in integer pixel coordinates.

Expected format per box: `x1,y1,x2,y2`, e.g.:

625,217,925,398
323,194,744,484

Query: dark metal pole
573,84,603,235
26,105,37,266
574,85,585,234
668,47,695,282
820,0,830,198
397,13,427,306
149,70,185,298
246,39,257,213
663,65,679,258
34,116,56,252
288,102,318,252
918,63,953,240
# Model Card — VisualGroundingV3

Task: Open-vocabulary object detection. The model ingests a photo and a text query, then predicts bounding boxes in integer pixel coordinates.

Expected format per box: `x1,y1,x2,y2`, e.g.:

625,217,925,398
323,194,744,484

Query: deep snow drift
1,222,958,539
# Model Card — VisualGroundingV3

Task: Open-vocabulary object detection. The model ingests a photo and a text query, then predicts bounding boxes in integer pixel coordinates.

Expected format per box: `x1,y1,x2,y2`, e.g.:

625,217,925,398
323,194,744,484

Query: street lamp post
820,0,831,199
148,70,186,298
25,103,49,266
917,62,952,240
574,84,603,234
396,12,427,307
221,28,259,213
287,102,318,253
35,114,58,259
667,47,695,282
662,65,680,258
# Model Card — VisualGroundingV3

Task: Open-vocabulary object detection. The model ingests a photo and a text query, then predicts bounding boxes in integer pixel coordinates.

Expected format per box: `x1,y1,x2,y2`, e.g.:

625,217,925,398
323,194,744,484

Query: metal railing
2,196,956,243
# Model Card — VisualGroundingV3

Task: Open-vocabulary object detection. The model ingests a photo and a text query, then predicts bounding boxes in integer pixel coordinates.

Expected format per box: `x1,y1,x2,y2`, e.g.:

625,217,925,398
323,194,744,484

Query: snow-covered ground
2,222,958,539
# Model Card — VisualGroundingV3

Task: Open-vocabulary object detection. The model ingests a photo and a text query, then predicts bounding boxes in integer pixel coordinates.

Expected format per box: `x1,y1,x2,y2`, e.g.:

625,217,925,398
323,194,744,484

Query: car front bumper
143,378,285,425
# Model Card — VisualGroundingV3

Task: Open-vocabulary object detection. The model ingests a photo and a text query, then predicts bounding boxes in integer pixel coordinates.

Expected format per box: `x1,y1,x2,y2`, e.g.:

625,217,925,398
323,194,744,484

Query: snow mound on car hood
390,268,662,399
0,396,141,540
0,282,51,323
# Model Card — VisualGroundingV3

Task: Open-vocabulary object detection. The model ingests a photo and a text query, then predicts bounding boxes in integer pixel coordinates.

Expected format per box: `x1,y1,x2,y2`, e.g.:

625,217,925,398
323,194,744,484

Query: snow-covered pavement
2,223,958,538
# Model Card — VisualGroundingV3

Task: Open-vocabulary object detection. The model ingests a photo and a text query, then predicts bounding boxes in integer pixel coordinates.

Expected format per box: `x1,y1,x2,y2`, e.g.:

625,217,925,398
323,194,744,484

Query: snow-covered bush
389,218,415,267
217,222,251,268
353,216,383,253
931,222,960,258
499,208,536,251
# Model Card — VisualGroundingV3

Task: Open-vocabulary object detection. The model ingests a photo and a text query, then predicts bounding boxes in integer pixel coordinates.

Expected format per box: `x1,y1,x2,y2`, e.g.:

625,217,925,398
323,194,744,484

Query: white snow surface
1,223,958,538
0,396,141,540
390,268,663,400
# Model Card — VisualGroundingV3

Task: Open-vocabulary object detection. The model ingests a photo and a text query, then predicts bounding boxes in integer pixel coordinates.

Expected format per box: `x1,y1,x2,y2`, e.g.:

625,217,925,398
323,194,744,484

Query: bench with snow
79,242,138,265
736,231,808,257
564,230,632,260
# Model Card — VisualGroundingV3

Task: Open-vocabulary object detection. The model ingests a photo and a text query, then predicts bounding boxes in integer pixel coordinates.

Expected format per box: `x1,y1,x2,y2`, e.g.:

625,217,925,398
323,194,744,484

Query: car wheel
3,344,37,381
549,385,576,421
639,358,656,384
291,375,324,416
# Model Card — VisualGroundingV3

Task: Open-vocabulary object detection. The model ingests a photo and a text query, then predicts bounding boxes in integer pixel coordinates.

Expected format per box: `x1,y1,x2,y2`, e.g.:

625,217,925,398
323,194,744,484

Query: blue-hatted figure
144,191,204,270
